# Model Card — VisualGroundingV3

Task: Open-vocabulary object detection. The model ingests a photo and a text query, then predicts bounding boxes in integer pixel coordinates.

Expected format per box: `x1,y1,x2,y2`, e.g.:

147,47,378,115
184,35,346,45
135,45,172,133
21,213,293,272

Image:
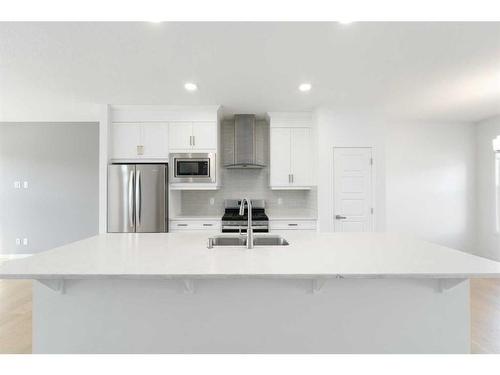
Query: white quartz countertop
1,232,500,279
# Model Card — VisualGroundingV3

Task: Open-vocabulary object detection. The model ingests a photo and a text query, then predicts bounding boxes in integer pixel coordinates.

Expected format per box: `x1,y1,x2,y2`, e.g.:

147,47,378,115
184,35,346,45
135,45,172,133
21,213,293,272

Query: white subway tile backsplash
178,120,317,218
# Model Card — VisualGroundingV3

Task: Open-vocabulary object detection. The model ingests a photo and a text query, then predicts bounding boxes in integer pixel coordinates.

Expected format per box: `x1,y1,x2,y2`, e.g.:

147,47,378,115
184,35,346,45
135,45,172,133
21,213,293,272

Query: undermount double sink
207,235,289,248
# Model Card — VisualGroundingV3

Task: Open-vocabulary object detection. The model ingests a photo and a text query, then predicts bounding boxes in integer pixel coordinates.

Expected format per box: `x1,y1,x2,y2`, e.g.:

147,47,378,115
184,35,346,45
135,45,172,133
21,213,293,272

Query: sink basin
253,236,289,246
207,235,289,248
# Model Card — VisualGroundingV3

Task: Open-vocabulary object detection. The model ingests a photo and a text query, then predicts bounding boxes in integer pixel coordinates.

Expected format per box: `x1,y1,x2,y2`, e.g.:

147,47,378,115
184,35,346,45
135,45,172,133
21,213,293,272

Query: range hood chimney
224,114,266,169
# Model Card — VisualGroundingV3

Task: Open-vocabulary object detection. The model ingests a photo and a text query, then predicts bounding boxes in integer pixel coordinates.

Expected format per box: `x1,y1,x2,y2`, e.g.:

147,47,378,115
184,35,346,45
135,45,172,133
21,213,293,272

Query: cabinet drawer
269,220,317,231
170,220,221,232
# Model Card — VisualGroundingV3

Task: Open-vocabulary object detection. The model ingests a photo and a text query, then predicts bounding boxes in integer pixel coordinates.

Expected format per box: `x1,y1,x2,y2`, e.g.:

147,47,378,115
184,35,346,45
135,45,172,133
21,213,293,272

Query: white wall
0,122,99,255
385,121,476,252
315,109,387,233
475,115,500,260
315,108,476,253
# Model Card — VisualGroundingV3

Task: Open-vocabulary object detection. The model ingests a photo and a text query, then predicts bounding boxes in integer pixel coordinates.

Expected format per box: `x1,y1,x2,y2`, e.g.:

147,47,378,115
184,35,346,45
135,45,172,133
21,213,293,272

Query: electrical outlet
14,181,21,189
15,238,21,246
209,197,215,206
277,197,283,205
22,238,28,246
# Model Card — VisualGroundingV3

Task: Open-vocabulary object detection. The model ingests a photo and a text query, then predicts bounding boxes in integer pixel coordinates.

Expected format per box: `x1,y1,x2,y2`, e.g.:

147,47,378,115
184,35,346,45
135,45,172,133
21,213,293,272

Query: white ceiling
1,22,499,122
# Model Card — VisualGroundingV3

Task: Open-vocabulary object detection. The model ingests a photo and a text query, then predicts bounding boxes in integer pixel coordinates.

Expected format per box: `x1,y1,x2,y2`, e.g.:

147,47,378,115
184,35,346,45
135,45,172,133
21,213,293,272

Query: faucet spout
239,198,253,249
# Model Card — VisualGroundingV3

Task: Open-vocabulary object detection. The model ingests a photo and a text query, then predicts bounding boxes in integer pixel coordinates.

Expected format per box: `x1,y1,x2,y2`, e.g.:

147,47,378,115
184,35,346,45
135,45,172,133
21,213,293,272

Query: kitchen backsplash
177,119,317,218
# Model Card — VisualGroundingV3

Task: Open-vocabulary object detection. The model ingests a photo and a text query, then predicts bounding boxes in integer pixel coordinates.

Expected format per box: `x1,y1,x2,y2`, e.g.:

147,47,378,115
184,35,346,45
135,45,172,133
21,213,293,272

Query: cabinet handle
288,174,291,183
203,223,213,226
193,136,195,146
177,223,188,227
287,223,298,226
291,174,294,183
189,136,192,146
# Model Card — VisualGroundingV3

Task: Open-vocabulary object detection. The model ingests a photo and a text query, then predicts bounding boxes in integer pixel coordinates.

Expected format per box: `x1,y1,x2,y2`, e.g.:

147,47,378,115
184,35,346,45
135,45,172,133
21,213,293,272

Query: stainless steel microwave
170,153,216,183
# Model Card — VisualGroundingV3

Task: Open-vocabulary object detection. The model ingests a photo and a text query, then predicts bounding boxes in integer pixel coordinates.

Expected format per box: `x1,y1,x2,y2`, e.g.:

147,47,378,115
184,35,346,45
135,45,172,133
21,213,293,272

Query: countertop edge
1,273,499,280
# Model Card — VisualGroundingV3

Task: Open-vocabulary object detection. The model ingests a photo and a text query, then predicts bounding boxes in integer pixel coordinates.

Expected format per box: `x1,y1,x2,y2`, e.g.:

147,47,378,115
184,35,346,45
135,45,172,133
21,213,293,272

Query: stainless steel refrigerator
107,164,168,233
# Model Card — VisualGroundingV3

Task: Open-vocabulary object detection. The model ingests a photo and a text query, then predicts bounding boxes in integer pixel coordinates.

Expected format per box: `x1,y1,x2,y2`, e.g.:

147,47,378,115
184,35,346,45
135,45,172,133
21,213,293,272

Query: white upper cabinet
169,122,193,150
270,127,291,186
111,123,168,160
268,112,314,190
141,124,169,158
169,122,217,151
192,122,217,149
112,123,142,159
290,127,312,186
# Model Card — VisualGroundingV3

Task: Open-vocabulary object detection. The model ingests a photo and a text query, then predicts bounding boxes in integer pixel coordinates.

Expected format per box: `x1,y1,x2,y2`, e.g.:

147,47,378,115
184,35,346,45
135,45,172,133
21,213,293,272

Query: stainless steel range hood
224,114,266,169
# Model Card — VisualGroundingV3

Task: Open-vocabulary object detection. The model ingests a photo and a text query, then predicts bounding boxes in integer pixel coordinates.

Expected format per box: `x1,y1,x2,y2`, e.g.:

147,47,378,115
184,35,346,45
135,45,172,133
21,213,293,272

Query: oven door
170,153,216,183
221,225,269,233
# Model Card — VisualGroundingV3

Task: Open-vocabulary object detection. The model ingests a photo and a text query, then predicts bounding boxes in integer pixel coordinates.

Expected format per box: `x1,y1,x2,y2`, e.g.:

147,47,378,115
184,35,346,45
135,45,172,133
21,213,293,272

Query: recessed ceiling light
338,21,353,25
299,83,312,92
184,82,198,92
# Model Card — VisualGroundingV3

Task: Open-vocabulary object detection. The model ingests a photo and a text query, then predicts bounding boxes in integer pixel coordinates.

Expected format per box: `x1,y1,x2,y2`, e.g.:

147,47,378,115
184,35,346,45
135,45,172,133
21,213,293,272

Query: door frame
331,146,376,232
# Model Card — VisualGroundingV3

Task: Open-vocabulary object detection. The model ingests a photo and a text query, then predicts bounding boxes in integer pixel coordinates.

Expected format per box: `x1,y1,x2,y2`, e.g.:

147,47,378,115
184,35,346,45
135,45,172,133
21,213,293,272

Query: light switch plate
23,181,28,189
22,238,28,246
15,238,21,246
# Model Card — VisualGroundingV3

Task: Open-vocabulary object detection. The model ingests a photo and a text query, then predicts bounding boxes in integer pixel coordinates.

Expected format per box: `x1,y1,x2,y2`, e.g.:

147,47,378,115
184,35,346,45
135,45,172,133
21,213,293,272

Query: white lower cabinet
169,219,221,232
269,219,317,231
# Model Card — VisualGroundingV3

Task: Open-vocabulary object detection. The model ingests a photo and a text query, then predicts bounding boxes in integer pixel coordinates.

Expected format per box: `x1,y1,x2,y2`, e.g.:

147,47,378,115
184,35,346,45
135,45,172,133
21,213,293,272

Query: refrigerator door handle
136,169,142,226
128,169,135,228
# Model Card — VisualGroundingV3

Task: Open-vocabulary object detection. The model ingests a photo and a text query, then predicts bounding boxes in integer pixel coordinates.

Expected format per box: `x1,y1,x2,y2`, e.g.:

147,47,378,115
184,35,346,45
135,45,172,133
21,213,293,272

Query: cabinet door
270,128,291,186
192,122,217,150
142,123,168,158
169,122,193,150
111,123,142,159
290,128,311,186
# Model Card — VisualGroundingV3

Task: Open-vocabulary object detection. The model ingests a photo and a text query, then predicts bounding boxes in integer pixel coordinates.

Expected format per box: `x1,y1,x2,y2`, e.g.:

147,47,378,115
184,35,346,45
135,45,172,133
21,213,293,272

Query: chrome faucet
239,198,253,249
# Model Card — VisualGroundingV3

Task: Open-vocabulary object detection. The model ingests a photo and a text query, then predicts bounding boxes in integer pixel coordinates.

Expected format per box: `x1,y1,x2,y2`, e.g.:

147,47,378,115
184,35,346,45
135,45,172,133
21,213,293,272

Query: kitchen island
1,232,500,354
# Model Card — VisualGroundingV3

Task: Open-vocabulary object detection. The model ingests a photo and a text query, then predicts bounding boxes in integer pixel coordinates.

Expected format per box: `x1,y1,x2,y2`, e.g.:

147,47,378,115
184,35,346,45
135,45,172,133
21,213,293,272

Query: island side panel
32,278,470,354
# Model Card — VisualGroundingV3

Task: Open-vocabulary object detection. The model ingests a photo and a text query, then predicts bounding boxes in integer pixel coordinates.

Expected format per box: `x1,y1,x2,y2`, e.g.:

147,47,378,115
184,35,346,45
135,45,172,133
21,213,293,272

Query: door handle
335,215,347,220
136,170,142,226
128,170,135,228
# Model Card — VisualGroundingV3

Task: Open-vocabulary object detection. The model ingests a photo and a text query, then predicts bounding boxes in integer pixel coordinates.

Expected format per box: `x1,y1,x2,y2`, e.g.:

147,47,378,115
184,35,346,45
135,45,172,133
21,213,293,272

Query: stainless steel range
221,199,269,233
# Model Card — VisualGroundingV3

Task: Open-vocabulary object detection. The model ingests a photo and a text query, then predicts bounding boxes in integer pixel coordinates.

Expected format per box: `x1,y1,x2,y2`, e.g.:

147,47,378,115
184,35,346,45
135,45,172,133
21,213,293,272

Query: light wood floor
0,280,32,354
0,278,499,354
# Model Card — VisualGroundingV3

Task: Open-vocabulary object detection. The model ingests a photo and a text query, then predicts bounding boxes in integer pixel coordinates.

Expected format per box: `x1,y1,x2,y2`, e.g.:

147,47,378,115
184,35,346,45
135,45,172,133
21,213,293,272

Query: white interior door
333,147,373,232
